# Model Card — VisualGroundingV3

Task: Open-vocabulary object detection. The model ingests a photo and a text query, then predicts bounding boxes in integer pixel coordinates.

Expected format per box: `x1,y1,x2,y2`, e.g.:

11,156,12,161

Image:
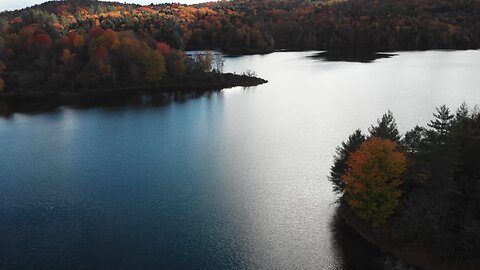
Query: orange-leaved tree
342,137,407,226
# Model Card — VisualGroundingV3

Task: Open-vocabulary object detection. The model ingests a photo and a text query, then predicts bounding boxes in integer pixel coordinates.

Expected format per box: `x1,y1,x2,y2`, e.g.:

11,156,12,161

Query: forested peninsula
0,0,271,99
0,0,479,96
330,105,480,269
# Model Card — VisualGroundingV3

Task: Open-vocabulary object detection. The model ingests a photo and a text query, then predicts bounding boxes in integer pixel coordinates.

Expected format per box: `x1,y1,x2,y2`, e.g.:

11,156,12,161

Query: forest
0,0,479,94
330,104,480,268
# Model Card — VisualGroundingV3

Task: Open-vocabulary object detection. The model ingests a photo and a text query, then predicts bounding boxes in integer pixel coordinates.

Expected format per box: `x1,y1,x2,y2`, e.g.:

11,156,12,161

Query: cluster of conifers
330,104,480,264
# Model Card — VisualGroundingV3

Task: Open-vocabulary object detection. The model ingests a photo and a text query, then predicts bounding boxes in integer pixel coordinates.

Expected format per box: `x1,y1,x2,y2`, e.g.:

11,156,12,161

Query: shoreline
0,73,267,116
0,73,268,100
213,46,480,57
338,202,480,270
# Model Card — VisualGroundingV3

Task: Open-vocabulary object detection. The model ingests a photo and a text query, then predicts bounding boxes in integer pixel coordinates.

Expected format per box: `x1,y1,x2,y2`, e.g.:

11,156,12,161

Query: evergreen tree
456,103,469,120
329,129,366,194
428,105,454,136
369,110,401,142
402,125,427,153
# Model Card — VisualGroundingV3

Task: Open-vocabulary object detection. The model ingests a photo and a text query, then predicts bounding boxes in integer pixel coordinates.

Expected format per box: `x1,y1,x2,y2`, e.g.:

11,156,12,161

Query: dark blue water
1,50,480,269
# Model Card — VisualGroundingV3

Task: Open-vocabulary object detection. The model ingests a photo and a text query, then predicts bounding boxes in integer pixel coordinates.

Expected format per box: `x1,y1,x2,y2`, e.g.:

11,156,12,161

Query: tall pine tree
369,110,401,142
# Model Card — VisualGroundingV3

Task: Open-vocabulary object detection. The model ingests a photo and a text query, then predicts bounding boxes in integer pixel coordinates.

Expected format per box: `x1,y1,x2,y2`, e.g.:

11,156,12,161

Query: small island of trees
330,104,480,269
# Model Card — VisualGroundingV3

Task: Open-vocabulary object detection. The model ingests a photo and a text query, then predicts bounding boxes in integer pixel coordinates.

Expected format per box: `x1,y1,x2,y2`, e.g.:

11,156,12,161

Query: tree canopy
0,0,479,92
330,104,480,262
342,138,407,226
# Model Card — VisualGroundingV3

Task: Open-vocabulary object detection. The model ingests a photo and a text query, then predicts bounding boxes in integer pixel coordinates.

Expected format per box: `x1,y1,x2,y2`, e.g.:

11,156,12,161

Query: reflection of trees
0,90,217,117
309,49,396,63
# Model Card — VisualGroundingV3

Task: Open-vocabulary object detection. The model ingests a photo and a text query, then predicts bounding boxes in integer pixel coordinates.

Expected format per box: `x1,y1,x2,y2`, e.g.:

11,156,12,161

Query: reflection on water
0,50,479,269
309,49,396,63
0,90,222,117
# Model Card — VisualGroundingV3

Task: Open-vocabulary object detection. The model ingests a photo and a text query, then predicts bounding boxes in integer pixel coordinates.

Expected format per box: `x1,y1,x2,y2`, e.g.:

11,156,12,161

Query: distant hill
3,0,480,52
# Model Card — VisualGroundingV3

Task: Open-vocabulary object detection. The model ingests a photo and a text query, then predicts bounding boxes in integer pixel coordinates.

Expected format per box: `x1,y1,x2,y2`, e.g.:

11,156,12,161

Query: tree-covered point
330,104,480,265
0,17,224,94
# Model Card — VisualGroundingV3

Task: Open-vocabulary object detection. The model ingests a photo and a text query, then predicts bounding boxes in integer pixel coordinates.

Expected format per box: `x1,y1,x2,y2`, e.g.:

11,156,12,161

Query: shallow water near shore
0,50,479,269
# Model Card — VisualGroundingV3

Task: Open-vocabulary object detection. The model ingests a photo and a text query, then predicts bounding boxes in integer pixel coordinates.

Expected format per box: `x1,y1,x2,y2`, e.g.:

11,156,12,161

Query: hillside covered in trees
0,1,270,96
7,0,480,52
0,0,478,95
330,105,480,269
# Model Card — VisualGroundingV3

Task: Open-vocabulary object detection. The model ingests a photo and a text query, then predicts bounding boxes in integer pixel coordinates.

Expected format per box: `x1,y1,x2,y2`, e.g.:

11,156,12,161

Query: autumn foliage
342,138,407,226
331,107,480,263
0,61,5,93
143,51,166,82
33,33,52,49
0,0,478,92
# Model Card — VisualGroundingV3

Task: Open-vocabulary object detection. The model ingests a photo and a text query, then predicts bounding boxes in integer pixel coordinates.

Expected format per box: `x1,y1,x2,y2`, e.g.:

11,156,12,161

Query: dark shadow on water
331,209,420,270
310,49,396,63
0,90,222,118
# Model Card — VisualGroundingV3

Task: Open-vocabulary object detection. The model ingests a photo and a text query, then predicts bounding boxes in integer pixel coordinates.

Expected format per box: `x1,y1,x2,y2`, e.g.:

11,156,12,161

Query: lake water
1,50,479,269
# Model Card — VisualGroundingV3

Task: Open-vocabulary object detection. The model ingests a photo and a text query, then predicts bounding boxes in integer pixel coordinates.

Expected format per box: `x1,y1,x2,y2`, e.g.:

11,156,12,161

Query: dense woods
185,0,480,52
0,0,479,93
0,1,233,94
0,18,222,94
330,105,480,267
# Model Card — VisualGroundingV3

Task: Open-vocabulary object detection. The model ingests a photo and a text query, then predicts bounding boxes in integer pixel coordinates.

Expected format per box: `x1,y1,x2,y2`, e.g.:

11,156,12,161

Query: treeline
187,0,480,52
1,26,222,94
0,1,225,94
330,104,480,266
0,0,479,92
4,0,479,53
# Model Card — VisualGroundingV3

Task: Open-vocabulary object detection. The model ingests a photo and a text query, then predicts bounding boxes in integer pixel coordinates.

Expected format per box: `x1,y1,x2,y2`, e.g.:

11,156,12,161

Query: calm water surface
1,50,479,269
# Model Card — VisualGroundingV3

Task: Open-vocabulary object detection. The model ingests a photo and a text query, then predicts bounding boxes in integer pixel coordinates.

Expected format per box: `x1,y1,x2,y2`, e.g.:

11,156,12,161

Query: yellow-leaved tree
143,50,166,82
342,137,407,226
